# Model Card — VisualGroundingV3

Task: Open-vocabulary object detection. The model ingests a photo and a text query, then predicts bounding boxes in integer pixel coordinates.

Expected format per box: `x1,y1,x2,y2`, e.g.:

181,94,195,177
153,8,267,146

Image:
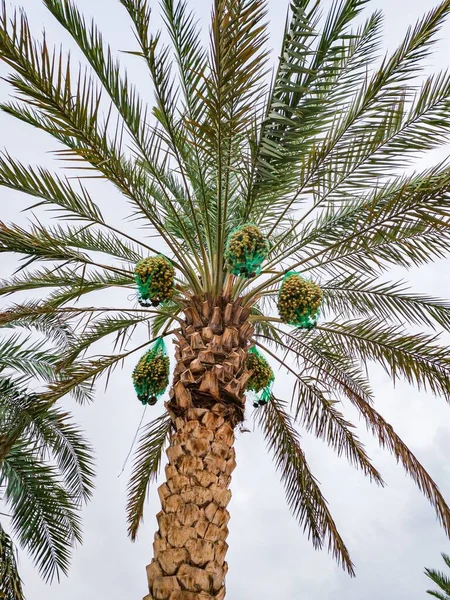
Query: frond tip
255,396,355,576
425,553,450,598
127,413,172,540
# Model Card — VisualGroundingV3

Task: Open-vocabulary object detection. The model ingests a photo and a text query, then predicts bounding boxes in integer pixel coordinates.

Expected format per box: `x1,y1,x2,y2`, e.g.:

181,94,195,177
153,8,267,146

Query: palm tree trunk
144,294,253,600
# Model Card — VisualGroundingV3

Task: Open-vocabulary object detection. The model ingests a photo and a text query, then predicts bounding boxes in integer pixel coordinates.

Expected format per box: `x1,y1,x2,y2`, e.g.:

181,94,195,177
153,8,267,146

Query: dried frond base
167,295,255,427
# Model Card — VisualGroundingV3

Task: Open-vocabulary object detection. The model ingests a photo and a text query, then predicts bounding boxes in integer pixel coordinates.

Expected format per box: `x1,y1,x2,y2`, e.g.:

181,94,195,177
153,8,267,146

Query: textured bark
144,295,253,600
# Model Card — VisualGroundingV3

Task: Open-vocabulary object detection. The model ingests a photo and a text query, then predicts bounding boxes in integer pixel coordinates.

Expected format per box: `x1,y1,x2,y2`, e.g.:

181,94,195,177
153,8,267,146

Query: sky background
1,0,450,599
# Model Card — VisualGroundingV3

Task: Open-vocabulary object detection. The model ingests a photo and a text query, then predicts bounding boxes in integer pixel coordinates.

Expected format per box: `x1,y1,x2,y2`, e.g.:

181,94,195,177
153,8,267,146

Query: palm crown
1,0,450,596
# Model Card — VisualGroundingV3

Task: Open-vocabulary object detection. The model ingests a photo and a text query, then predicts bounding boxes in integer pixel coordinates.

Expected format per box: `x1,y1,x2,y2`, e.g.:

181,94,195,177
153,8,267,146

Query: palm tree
0,334,94,599
426,553,450,599
1,0,450,597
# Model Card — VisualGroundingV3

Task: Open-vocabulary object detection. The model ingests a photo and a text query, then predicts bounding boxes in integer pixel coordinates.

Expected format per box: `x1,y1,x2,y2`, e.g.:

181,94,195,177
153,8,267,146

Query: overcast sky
1,0,450,599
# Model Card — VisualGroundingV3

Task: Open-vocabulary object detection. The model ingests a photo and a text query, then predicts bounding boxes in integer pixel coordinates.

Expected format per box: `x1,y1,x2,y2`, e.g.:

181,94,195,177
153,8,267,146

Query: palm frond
0,524,25,600
347,391,450,536
252,1,379,221
0,265,133,303
207,0,270,287
0,221,88,265
0,153,168,261
426,567,450,597
127,412,172,540
160,0,213,253
292,379,383,484
0,441,82,582
260,0,450,245
293,162,450,269
0,3,201,287
425,554,450,598
315,319,450,401
272,325,376,407
0,301,76,348
43,0,209,279
248,164,450,302
0,152,103,222
322,276,450,329
63,312,154,362
0,383,95,503
427,592,449,600
254,396,354,575
151,301,181,336
43,0,149,156
254,337,382,484
0,333,60,382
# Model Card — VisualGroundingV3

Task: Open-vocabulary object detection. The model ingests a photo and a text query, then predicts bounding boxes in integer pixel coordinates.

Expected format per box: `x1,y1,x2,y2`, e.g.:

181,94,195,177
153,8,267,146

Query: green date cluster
225,224,269,278
246,349,274,393
135,255,175,307
132,349,170,406
278,273,323,329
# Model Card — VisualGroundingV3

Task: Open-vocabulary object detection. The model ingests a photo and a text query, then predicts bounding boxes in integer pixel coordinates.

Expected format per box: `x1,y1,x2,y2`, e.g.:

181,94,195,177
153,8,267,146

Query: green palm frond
271,326,376,408
43,0,150,154
255,396,354,575
127,412,172,540
160,0,212,248
151,300,181,336
428,592,449,600
0,153,167,261
346,390,450,536
426,571,450,598
292,380,382,483
0,220,141,273
0,300,76,347
0,4,202,289
258,163,450,285
252,315,376,405
257,0,450,245
0,381,94,502
0,334,61,382
0,335,94,591
314,320,450,401
0,440,82,582
43,0,210,281
42,224,142,264
322,277,450,329
207,0,270,287
44,329,176,404
0,153,103,222
426,554,450,598
0,221,88,265
252,0,377,220
62,313,154,362
43,353,135,404
254,337,382,484
0,265,133,302
0,524,24,600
